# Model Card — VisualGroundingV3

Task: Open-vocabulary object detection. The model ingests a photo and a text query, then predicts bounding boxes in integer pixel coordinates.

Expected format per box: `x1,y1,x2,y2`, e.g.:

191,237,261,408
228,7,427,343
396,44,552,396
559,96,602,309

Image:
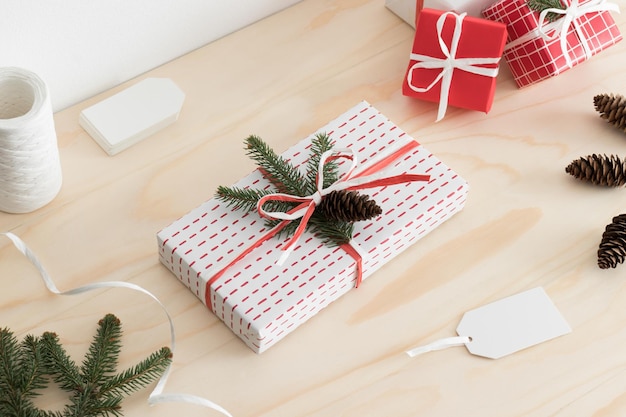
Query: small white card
79,78,185,156
407,287,572,359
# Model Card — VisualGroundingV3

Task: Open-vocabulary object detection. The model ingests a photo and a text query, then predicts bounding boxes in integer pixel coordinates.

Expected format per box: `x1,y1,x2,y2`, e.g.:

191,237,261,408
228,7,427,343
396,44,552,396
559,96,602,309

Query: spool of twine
0,67,62,213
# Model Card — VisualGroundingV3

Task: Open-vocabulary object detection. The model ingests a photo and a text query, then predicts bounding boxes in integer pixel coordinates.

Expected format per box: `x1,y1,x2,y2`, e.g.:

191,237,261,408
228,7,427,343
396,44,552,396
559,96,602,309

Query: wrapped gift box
483,0,622,88
157,101,469,353
386,0,499,27
402,9,507,120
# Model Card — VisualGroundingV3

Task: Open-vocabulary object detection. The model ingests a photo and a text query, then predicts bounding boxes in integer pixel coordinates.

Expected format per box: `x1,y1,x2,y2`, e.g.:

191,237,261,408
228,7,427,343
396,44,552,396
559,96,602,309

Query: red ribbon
205,140,429,311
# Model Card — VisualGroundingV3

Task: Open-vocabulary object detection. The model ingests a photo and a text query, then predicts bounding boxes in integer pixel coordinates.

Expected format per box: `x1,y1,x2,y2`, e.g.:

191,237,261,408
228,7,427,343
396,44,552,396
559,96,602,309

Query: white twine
405,336,471,357
0,67,62,213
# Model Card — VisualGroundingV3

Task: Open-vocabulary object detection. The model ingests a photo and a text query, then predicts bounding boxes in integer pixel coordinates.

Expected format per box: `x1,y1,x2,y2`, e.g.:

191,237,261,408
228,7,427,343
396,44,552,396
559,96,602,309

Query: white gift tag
406,287,571,359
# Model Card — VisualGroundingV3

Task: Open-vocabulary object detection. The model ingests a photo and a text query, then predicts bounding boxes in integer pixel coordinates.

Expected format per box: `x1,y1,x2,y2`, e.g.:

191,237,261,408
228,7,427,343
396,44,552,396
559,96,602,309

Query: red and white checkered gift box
157,101,469,353
483,0,621,88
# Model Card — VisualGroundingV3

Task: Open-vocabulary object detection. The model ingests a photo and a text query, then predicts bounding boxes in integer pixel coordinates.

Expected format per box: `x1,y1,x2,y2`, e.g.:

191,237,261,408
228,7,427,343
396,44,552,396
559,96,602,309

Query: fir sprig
217,133,355,246
245,135,309,196
305,133,340,195
0,332,48,417
527,0,565,22
0,314,172,417
215,186,295,214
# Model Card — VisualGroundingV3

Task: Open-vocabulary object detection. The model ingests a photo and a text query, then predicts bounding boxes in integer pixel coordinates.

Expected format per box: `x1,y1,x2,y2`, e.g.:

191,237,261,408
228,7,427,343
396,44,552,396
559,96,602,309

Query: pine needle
527,0,565,21
305,133,339,195
245,135,308,196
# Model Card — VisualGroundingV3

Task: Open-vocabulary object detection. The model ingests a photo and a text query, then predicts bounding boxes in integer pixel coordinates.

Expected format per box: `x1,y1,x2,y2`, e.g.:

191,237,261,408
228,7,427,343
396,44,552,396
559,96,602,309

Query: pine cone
565,154,626,187
317,190,382,222
594,93,626,133
598,214,626,269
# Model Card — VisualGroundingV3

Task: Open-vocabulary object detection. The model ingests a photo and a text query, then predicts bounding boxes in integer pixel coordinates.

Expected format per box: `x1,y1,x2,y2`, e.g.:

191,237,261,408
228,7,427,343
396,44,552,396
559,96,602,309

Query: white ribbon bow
406,12,501,122
536,0,620,68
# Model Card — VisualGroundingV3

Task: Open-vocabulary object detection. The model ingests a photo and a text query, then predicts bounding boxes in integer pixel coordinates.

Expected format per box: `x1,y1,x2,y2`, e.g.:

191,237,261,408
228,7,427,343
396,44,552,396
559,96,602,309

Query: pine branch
18,335,48,399
224,134,356,246
1,316,171,417
40,332,82,392
66,384,119,417
99,347,172,398
245,135,308,196
0,331,49,417
527,0,565,21
81,314,122,385
308,213,353,246
215,186,296,214
265,208,354,246
0,328,20,394
305,133,339,195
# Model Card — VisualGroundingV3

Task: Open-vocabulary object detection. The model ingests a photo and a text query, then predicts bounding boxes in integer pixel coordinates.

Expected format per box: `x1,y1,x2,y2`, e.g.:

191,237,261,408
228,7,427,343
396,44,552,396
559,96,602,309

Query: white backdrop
1,1,301,111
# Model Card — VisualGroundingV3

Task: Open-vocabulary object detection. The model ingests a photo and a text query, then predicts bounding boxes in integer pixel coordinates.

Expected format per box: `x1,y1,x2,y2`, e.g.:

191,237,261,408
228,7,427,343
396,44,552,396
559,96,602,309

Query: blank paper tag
406,287,571,359
79,78,185,156
457,287,571,359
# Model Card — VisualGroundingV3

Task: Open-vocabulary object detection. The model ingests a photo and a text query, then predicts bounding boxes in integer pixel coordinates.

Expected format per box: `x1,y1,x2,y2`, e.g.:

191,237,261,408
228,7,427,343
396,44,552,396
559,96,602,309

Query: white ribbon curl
406,12,501,122
405,336,472,358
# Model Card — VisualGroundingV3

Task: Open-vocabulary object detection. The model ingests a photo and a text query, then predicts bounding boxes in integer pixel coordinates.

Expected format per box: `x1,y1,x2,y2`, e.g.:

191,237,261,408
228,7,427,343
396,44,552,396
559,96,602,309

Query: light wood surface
3,0,626,415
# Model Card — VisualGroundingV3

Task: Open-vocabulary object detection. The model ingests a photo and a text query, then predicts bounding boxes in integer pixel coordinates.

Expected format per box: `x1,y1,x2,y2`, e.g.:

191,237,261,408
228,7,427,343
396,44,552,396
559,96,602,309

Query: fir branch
99,347,172,398
265,217,303,241
245,135,308,196
0,331,50,417
1,315,172,417
40,332,82,392
0,328,20,395
305,133,339,195
307,213,353,246
267,211,353,246
81,314,122,385
215,186,296,214
527,0,565,21
18,335,48,400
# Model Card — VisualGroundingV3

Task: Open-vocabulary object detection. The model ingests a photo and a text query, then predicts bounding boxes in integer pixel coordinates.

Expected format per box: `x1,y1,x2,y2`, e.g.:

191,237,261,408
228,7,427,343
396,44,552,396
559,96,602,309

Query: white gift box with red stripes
157,101,469,353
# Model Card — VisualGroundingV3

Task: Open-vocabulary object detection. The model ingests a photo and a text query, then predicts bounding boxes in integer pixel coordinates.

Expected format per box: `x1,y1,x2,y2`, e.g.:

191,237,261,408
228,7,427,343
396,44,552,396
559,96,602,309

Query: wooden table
3,0,626,415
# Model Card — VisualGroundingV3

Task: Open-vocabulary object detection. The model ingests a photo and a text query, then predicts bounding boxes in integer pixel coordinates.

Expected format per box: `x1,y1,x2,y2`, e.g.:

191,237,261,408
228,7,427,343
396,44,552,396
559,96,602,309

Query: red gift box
483,0,622,88
402,9,507,121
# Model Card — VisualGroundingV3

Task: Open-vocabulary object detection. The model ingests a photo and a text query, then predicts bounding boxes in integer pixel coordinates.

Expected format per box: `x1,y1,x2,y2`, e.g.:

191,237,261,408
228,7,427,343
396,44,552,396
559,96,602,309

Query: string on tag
405,336,471,357
1,232,233,417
